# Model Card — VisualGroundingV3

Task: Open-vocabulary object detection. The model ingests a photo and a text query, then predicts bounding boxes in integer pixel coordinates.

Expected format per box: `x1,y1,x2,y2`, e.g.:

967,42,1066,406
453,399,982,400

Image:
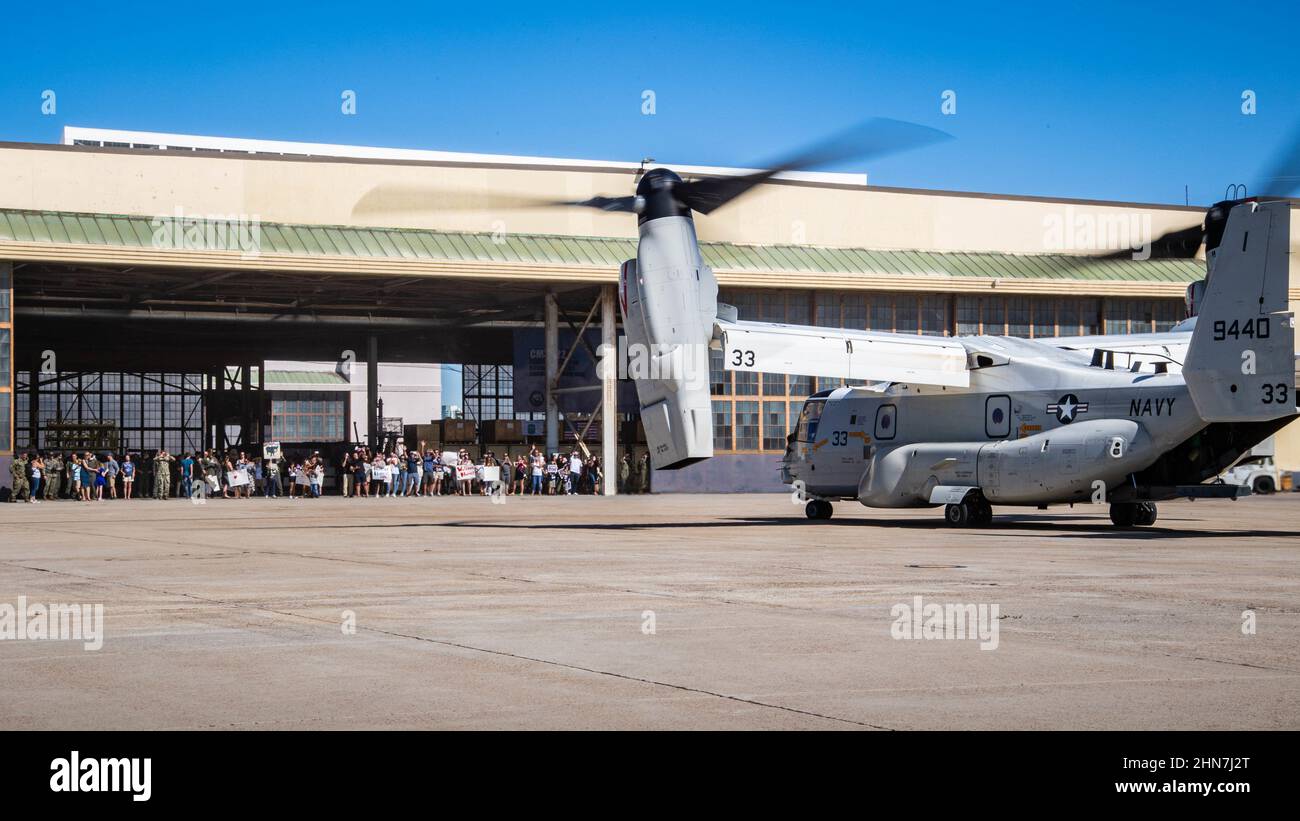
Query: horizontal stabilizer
716,319,970,388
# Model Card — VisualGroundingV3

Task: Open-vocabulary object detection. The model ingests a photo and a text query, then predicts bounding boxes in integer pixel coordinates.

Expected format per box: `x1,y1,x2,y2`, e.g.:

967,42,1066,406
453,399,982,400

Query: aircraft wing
714,318,971,388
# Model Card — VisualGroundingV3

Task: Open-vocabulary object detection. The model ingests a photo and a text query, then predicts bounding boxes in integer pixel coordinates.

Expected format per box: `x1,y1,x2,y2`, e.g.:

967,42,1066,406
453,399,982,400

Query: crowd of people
6,442,654,502
336,443,653,498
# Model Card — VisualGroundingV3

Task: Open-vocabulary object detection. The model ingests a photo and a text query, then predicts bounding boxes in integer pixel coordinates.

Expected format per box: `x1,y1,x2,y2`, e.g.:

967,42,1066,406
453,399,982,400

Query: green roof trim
0,208,1202,283
264,370,348,385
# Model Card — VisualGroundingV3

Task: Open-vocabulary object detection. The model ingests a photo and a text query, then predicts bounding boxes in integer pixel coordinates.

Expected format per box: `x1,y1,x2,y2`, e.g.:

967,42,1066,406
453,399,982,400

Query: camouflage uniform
9,455,30,501
627,454,643,494
44,455,63,500
153,452,175,500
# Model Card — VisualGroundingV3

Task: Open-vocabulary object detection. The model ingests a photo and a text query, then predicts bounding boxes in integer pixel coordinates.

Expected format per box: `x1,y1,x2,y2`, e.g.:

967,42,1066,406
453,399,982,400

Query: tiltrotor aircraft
604,121,1298,527
380,119,1300,527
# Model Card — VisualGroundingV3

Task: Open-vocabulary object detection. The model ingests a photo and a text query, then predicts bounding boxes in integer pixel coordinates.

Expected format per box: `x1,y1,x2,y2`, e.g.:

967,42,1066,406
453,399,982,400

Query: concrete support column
544,291,559,454
367,334,379,449
601,284,618,495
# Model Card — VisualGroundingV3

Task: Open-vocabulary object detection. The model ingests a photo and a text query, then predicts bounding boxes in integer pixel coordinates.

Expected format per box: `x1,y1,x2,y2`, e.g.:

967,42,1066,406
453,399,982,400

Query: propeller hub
635,167,689,225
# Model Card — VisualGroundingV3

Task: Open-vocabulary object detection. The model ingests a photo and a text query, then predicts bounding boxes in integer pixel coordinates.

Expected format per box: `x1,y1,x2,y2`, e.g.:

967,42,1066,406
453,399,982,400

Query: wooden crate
488,419,526,443
441,419,477,443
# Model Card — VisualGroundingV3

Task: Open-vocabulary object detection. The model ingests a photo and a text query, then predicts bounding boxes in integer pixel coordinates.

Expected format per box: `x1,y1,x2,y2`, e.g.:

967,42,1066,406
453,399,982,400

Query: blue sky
2,0,1298,206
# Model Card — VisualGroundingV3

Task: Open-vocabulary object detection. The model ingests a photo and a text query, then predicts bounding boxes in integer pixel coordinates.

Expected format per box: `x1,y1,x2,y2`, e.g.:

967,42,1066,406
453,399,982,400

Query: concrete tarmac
1,492,1298,730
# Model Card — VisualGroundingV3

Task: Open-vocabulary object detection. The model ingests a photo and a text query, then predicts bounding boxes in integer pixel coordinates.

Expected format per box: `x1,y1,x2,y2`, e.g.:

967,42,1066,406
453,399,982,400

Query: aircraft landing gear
945,495,993,528
805,499,833,520
1110,502,1157,527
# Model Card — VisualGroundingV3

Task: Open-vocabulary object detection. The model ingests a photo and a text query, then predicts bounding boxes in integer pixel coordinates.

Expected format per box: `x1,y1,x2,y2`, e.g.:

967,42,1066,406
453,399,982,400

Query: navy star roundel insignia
1046,394,1089,424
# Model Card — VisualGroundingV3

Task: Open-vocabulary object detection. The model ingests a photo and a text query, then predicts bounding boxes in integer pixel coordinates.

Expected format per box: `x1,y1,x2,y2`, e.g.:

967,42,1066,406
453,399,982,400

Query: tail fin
1184,200,1296,421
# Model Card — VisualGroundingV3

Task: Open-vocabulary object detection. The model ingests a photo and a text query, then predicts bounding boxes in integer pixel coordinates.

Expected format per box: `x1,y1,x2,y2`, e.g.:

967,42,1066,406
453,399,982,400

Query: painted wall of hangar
2,133,1300,490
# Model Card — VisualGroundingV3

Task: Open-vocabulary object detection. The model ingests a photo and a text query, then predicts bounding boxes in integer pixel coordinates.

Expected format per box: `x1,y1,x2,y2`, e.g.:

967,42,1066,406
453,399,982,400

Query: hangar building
1,127,1296,493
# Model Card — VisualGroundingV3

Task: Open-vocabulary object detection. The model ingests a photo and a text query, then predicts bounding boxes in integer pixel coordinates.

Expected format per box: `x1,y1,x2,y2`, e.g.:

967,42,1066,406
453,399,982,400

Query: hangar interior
1,130,1295,492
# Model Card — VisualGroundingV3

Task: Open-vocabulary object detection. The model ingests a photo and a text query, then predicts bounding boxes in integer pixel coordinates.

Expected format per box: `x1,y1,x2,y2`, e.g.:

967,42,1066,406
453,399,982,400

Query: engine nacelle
858,420,1154,507
977,420,1150,504
619,215,718,470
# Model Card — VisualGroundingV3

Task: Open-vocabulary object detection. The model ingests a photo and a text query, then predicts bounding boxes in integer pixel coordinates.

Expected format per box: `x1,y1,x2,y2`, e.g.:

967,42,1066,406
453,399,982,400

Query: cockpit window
796,399,825,442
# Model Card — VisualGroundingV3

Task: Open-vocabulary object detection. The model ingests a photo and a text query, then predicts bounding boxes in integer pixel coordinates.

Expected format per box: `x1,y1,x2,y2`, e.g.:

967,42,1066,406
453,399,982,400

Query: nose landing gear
944,493,993,527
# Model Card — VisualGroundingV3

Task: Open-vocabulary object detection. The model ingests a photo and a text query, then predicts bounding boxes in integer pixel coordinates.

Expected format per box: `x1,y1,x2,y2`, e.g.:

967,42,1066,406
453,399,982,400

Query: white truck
1218,437,1284,495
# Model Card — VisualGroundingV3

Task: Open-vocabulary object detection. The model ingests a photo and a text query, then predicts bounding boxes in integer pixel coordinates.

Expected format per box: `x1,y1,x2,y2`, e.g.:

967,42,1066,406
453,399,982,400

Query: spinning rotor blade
674,117,953,215
1251,117,1300,199
351,186,638,218
1096,220,1205,260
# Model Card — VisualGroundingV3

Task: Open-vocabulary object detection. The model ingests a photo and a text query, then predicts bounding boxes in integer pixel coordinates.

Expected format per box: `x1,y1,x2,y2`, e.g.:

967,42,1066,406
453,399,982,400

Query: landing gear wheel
1109,502,1140,527
944,502,970,527
971,498,993,527
1134,502,1158,526
805,499,833,520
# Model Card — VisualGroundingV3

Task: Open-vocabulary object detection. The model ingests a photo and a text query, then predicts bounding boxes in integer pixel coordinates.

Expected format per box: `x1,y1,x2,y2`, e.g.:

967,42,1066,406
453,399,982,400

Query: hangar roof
0,208,1201,288
265,370,350,386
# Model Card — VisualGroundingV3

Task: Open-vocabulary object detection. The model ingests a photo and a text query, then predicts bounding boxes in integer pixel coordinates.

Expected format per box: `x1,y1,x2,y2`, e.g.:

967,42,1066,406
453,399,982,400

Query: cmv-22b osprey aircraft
595,121,1299,528
380,119,1298,528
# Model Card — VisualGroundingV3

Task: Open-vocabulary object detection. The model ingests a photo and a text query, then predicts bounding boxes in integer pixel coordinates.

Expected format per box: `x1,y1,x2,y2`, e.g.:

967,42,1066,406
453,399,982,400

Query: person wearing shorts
121,455,135,499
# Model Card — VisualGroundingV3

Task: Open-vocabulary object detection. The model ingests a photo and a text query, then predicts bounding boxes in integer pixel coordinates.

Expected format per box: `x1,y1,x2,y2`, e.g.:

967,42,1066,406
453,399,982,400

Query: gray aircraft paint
619,185,1295,517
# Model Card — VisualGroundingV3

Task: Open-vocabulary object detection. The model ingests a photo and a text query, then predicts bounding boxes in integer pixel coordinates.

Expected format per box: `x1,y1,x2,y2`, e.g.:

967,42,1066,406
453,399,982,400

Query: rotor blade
1251,117,1300,198
673,117,952,215
559,195,640,212
351,185,637,218
1095,220,1204,260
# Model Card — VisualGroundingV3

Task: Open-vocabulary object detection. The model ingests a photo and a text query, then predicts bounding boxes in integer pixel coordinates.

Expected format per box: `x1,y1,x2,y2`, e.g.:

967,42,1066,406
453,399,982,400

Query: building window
843,294,867,330
734,401,760,450
465,364,520,420
786,291,810,325
956,296,980,335
711,400,733,451
709,348,731,395
15,370,205,453
1104,300,1129,334
1007,297,1031,337
759,291,786,323
1155,300,1182,332
763,372,785,395
271,391,346,442
815,293,839,327
869,295,893,331
763,401,788,451
895,295,919,334
1080,298,1102,335
789,374,813,397
1033,300,1055,338
1131,301,1156,333
921,295,949,336
984,298,1006,335
734,370,759,396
